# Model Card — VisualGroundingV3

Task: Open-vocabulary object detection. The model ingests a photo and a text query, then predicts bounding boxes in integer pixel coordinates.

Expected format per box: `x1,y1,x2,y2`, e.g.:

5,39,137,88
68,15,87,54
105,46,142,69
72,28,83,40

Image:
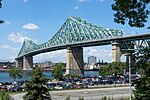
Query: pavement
10,87,133,100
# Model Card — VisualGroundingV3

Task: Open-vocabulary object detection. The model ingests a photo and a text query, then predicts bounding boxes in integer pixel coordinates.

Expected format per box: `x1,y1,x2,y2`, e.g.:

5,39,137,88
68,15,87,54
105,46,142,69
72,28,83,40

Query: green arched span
18,16,124,57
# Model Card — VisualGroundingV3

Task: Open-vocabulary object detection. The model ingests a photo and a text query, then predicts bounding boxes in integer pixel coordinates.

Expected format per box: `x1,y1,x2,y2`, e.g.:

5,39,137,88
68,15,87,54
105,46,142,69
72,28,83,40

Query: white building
88,56,97,65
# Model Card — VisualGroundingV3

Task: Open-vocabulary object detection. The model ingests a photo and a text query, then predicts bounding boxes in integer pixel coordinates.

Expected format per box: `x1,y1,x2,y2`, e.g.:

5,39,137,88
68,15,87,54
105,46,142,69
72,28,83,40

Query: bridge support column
66,47,84,76
16,58,23,68
23,56,33,70
112,42,121,62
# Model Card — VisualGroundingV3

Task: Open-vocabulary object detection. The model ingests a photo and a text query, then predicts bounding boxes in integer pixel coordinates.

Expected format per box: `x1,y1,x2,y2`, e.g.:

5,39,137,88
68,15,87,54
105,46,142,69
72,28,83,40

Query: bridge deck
16,33,150,59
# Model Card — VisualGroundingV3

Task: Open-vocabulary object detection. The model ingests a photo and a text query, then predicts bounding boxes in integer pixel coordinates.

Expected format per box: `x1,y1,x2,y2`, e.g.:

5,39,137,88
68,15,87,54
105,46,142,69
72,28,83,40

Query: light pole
128,53,132,100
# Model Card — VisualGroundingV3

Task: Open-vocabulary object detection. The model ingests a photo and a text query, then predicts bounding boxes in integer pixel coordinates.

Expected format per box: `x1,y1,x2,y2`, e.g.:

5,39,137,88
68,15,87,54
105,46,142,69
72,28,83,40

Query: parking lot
0,75,139,92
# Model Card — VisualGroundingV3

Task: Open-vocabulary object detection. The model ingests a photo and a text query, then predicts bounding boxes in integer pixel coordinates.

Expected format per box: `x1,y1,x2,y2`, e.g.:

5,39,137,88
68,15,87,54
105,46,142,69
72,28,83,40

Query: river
0,70,99,82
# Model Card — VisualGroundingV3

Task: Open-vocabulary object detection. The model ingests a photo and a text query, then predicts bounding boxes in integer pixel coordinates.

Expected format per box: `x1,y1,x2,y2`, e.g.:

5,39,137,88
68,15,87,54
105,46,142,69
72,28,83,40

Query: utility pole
128,53,132,100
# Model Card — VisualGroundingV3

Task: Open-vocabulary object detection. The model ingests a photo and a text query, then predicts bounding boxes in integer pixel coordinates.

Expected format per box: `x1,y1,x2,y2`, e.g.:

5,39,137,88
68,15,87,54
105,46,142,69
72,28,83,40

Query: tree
0,90,10,100
112,0,150,28
0,0,2,8
52,63,63,80
0,0,4,23
23,67,52,100
99,65,110,76
55,62,66,70
109,62,126,76
133,47,150,99
99,62,125,76
9,67,22,82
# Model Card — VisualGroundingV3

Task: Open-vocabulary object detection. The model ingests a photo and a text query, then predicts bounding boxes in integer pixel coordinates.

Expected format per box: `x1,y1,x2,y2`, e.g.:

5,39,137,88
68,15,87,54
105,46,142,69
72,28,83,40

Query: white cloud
8,32,31,44
4,20,11,25
34,50,66,63
0,56,16,62
84,47,112,62
23,0,28,2
33,47,112,63
0,44,19,53
78,0,104,3
99,0,105,2
22,23,39,30
74,6,79,10
13,0,29,3
0,44,11,49
78,0,90,2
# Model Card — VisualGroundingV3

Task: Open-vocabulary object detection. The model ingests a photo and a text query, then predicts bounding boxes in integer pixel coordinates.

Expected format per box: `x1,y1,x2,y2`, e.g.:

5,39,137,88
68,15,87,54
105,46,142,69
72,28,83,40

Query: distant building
34,61,54,68
0,61,15,68
88,56,97,65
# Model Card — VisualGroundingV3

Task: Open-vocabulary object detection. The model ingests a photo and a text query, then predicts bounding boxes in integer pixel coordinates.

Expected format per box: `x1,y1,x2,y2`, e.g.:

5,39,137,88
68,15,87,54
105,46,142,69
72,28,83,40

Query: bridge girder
118,39,150,53
17,16,124,58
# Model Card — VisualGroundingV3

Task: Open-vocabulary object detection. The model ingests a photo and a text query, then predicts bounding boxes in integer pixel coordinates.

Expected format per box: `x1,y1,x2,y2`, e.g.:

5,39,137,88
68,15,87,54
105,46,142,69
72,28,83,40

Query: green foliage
99,65,110,76
112,0,150,28
0,0,4,23
0,0,2,8
125,97,136,100
99,62,125,76
55,63,66,69
9,67,22,82
23,67,52,100
0,90,10,100
109,62,126,76
52,63,63,80
101,96,107,100
65,95,71,100
78,97,84,100
133,47,150,99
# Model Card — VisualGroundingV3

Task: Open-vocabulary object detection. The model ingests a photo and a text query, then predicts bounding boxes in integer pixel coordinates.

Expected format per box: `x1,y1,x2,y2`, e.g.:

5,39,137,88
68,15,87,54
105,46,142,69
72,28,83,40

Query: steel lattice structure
119,38,150,53
17,16,124,58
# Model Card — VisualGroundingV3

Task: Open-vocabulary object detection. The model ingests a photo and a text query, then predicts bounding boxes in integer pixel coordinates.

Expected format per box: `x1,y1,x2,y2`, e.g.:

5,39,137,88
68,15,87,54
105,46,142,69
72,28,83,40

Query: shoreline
0,68,53,72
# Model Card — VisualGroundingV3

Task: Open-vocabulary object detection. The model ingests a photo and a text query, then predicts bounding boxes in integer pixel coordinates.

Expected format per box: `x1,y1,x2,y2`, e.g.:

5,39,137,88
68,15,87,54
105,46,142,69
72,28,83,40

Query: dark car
9,86,22,92
0,85,8,92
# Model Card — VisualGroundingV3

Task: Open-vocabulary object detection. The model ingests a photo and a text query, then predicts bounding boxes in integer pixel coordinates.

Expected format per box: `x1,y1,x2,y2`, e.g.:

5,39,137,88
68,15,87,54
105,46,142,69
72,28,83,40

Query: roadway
10,86,133,100
17,33,150,59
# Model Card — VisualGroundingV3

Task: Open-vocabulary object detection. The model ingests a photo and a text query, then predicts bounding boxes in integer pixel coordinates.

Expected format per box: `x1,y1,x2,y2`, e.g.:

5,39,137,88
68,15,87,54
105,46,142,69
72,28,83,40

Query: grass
8,91,26,95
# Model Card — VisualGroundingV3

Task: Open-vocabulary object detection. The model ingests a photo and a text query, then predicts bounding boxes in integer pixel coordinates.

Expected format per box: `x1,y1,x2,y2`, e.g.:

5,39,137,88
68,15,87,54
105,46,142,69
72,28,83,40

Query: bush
78,97,84,100
101,96,107,100
0,90,10,100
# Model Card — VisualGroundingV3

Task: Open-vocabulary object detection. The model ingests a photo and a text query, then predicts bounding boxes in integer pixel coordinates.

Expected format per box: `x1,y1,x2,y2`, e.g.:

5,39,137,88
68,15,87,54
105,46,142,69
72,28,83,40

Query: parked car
54,85,63,90
9,86,22,92
0,85,8,91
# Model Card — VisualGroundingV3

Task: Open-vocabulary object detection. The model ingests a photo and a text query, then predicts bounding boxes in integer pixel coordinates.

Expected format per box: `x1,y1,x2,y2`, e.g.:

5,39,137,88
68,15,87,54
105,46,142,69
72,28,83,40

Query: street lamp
128,53,132,100
124,49,133,100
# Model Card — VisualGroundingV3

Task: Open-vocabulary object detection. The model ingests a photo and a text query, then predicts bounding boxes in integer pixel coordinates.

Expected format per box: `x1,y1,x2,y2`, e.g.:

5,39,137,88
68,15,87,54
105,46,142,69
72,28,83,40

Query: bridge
16,16,150,76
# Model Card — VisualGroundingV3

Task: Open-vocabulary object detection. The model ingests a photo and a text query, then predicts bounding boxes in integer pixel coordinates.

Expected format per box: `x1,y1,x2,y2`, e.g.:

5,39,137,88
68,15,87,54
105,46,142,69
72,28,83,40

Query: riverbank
0,68,10,72
0,68,53,72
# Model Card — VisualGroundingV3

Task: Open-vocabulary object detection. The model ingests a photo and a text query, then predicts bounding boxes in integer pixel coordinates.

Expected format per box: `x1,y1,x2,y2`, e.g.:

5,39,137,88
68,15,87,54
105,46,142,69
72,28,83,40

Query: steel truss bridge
16,16,150,76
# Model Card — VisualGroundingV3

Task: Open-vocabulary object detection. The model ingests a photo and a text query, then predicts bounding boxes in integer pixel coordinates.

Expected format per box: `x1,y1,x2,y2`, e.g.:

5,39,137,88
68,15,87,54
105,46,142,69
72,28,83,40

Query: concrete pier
23,56,33,70
112,42,121,62
16,58,23,68
66,47,84,76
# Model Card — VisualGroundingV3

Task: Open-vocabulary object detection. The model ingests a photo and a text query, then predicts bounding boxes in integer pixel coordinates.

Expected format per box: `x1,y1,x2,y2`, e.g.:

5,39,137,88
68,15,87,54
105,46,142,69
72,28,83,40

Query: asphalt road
10,87,132,100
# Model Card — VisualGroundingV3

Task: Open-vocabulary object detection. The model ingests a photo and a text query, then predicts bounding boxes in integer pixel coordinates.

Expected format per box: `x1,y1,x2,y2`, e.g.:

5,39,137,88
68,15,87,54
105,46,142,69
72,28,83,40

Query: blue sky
0,0,149,63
